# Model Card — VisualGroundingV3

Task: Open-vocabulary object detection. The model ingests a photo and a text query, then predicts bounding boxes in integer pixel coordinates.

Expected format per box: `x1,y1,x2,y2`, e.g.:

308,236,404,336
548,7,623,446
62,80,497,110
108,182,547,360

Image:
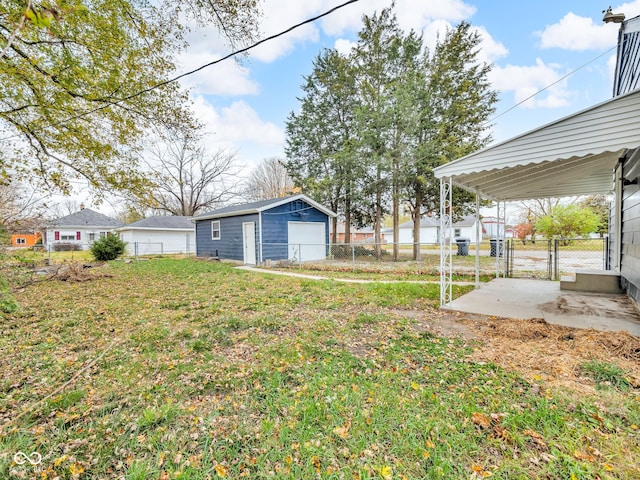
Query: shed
116,216,195,255
193,194,336,264
44,208,123,250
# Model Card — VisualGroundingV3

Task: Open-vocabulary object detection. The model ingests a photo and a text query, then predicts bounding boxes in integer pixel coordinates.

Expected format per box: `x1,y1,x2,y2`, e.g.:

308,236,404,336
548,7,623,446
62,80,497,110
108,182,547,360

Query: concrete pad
444,278,640,336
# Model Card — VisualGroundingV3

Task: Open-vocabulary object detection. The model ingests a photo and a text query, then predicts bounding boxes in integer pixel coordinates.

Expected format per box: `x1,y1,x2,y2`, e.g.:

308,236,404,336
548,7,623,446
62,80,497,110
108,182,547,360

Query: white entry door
243,222,256,265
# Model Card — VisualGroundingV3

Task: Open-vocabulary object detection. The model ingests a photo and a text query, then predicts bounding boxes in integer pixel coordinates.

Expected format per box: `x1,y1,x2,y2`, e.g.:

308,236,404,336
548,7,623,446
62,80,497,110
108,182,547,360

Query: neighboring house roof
433,87,640,201
117,216,194,231
194,194,337,221
49,208,124,228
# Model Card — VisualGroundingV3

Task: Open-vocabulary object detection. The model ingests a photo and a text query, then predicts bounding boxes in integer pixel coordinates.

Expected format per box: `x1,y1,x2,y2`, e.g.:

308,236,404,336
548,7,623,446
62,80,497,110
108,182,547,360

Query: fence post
553,239,559,280
299,244,302,269
134,242,138,259
352,243,355,272
161,242,164,255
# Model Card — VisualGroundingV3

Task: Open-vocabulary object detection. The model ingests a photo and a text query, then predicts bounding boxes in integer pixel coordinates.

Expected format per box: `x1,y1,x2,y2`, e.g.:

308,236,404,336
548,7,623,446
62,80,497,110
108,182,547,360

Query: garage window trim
211,220,221,240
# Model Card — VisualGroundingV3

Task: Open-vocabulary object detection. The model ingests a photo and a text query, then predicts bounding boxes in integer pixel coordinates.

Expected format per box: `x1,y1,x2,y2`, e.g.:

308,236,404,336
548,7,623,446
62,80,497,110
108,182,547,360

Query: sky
174,0,640,177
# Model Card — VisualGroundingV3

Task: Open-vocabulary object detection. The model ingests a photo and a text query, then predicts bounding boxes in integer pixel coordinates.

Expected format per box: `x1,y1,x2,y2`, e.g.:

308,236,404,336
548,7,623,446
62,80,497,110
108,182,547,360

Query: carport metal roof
433,88,640,201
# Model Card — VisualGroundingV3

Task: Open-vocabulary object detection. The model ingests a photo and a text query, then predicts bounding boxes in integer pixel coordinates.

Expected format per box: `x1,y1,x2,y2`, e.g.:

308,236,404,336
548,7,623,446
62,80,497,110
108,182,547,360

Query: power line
0,0,360,143
488,45,617,124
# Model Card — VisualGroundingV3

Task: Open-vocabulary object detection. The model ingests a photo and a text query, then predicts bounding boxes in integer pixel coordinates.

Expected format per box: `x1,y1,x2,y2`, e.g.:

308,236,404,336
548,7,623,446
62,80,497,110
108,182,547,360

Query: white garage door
288,222,326,262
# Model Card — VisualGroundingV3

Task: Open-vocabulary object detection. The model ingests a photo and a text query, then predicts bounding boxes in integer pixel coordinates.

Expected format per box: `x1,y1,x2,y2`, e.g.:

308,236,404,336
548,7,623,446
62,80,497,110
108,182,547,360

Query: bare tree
244,157,296,201
140,131,242,216
0,182,48,233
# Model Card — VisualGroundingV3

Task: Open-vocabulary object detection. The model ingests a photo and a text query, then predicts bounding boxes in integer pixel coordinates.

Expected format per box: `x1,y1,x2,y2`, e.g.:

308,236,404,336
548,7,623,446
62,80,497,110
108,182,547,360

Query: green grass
580,360,633,391
0,258,637,479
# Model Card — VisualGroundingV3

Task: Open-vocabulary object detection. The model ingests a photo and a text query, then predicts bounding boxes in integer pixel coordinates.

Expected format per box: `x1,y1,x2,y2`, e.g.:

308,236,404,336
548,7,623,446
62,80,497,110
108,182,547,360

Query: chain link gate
506,237,607,280
506,238,552,279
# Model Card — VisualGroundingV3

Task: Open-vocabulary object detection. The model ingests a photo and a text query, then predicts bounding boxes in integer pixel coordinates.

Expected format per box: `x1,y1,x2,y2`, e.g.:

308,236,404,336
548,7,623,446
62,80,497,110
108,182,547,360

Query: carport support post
475,189,480,288
439,177,453,307
495,200,503,278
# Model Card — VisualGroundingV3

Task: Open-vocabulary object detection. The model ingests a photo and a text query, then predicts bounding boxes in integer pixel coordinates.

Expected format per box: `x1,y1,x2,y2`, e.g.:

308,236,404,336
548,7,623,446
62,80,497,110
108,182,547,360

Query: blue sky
176,0,640,176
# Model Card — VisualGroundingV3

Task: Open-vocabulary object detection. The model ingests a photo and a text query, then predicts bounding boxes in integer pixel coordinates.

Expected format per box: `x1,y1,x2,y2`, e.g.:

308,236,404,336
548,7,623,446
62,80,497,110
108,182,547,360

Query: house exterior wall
620,154,640,303
195,213,259,260
11,233,41,248
44,227,114,250
119,229,195,255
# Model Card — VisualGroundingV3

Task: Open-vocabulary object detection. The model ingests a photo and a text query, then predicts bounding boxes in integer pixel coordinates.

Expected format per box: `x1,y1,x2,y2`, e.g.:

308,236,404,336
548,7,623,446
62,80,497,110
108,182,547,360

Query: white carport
434,88,640,306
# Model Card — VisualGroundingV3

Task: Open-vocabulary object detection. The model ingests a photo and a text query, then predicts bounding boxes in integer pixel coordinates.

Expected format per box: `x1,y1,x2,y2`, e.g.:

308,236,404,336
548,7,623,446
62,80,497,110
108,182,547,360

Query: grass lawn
0,258,638,479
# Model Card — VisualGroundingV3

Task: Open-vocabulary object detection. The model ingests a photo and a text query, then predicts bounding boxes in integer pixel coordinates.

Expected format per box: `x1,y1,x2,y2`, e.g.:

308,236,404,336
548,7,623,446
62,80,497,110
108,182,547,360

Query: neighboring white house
116,216,195,255
44,207,124,250
383,215,481,244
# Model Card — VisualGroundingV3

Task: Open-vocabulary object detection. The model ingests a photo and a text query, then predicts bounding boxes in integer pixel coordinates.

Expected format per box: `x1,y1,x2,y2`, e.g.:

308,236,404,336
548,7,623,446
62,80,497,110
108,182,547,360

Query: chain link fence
262,239,608,278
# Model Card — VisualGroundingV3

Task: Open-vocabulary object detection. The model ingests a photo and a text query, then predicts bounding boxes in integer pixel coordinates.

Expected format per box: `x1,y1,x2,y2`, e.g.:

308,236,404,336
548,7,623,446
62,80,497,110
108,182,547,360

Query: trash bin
490,238,503,257
455,237,470,256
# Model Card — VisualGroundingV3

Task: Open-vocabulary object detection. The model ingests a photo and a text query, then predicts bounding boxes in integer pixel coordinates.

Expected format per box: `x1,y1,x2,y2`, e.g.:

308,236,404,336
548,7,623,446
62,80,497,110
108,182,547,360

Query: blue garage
194,194,336,264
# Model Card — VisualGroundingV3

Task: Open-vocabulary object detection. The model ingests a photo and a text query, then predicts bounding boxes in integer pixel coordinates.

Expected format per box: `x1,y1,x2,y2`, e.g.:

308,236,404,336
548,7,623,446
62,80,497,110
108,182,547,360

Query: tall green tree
404,22,497,258
285,48,360,243
351,7,401,256
0,0,260,196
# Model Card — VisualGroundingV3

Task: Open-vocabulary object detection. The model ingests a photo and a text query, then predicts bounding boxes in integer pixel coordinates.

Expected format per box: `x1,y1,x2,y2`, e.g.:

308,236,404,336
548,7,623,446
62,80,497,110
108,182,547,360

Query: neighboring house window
16,238,26,245
76,231,81,240
212,221,221,240
454,228,461,237
100,232,106,238
54,231,60,241
61,234,75,241
89,233,96,242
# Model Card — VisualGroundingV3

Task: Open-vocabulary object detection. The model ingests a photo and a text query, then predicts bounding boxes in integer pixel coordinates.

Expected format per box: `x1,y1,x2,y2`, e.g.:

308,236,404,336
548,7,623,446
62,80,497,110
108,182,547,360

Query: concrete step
560,269,624,294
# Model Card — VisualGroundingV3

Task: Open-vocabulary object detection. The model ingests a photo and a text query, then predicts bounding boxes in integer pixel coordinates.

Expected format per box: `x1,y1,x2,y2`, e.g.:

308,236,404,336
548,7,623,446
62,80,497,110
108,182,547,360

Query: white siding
119,229,195,255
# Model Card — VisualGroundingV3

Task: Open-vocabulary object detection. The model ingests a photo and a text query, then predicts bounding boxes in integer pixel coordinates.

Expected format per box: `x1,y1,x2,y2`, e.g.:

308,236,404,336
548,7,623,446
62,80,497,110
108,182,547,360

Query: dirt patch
539,293,640,322
394,308,640,392
35,262,112,283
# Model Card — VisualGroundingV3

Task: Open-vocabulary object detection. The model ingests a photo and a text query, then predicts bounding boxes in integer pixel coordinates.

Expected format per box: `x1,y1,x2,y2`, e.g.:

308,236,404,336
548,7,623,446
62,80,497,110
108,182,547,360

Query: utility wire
487,45,617,124
0,0,360,143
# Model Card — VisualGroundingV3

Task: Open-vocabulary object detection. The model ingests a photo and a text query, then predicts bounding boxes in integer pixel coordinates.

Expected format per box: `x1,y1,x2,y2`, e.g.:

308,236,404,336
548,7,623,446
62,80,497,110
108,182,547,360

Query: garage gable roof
194,194,337,221
433,88,640,200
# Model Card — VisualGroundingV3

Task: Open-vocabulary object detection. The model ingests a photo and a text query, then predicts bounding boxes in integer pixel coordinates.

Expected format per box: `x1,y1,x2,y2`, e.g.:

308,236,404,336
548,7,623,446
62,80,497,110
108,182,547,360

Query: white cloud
537,12,618,50
489,59,573,109
243,0,478,63
190,97,285,168
178,23,260,96
536,2,640,51
248,0,324,63
176,51,260,96
334,38,357,55
321,0,475,36
472,26,508,64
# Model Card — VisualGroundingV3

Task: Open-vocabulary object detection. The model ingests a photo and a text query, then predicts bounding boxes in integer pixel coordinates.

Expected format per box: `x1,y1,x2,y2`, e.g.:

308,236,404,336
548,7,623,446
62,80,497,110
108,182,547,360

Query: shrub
90,235,127,261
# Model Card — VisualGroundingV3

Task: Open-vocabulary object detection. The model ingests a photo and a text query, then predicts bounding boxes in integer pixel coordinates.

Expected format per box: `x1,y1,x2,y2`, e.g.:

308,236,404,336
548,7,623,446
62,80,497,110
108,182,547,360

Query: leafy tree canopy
0,0,260,197
534,204,600,239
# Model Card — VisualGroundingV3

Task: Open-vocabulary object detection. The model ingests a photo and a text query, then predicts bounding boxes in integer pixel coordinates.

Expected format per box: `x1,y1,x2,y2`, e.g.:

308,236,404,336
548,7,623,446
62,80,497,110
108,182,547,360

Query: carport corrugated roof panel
433,88,640,200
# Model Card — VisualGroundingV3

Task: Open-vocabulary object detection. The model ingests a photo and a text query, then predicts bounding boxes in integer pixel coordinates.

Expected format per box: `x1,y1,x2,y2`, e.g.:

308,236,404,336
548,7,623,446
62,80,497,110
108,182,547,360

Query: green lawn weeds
0,258,637,479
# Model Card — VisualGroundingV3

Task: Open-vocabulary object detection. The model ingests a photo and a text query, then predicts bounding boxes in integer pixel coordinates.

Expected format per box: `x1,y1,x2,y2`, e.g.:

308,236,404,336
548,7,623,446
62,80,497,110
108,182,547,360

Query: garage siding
261,199,329,261
195,213,259,260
